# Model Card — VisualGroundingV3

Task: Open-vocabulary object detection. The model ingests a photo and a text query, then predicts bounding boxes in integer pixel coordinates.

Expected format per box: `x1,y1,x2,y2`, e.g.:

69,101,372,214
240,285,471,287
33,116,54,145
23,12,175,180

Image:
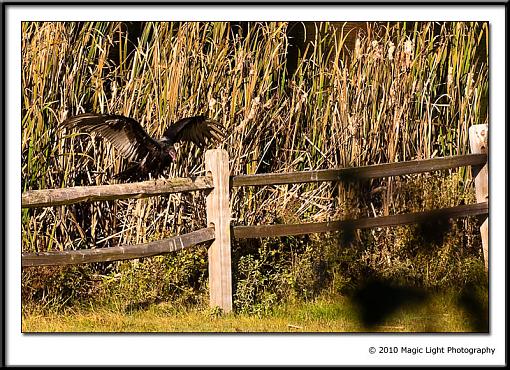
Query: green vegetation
22,21,488,331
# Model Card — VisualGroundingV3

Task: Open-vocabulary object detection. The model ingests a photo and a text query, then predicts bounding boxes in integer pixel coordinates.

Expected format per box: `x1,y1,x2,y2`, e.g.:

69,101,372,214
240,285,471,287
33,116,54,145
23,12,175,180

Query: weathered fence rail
22,227,215,267
21,124,489,312
232,202,488,239
22,175,213,208
231,153,487,187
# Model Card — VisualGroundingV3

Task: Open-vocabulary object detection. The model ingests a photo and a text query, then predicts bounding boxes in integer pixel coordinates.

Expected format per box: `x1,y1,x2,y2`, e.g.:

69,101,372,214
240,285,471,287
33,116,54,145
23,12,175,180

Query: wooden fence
22,124,489,312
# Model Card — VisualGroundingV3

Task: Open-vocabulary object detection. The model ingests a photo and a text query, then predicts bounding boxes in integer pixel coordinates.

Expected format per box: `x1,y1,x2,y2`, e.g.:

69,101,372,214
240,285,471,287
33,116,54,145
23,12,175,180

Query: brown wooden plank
22,227,215,267
205,149,233,312
231,154,487,187
233,202,488,239
22,175,214,208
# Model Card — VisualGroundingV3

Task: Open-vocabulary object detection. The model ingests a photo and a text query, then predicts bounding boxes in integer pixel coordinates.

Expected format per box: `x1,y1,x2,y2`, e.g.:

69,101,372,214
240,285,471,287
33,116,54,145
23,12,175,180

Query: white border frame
6,4,506,366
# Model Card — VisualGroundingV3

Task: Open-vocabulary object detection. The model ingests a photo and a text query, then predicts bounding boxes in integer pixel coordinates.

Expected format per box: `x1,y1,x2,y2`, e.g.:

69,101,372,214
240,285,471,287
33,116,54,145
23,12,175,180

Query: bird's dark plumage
62,113,224,181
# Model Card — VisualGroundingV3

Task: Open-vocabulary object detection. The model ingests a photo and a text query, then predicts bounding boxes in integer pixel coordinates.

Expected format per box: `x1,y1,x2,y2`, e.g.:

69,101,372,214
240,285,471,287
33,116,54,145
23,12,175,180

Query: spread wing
163,115,225,147
62,113,161,162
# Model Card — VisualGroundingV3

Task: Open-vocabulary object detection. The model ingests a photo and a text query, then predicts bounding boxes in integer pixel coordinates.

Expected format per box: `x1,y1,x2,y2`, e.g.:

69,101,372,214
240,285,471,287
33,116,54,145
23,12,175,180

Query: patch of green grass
22,290,485,333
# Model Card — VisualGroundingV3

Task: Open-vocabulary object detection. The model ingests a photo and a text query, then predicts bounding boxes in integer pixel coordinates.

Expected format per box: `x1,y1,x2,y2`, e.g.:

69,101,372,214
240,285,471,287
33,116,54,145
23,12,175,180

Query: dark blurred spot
350,276,429,329
416,218,450,246
338,225,356,246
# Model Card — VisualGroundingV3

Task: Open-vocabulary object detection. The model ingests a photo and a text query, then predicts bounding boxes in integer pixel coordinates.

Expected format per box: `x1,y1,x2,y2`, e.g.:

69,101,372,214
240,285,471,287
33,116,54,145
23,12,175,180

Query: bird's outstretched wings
62,113,160,162
163,115,225,147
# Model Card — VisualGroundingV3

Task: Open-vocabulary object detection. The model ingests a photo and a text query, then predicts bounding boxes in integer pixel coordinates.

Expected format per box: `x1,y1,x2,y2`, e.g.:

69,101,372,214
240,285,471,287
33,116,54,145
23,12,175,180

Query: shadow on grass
347,275,488,332
349,276,429,330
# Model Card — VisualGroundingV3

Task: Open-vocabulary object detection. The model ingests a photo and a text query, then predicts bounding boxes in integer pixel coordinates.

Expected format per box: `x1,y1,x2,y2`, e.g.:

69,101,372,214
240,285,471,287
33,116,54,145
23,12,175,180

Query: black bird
62,113,224,181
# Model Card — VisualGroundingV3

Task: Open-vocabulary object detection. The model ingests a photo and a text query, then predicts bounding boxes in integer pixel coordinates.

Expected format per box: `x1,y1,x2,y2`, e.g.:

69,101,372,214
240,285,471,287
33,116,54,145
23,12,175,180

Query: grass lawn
22,292,485,333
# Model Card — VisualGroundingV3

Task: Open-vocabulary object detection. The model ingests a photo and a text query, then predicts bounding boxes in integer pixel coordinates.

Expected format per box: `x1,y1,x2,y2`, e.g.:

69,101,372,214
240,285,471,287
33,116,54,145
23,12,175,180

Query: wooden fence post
469,124,488,272
205,149,233,312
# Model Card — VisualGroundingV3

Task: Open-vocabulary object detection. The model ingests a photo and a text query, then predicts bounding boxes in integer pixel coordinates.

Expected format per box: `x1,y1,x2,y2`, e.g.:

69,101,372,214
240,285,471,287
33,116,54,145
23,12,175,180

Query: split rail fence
22,124,489,312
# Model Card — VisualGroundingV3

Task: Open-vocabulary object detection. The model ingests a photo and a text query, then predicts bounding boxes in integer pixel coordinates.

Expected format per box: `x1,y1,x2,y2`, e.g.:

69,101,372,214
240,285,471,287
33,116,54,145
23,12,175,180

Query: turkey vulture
62,113,224,181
